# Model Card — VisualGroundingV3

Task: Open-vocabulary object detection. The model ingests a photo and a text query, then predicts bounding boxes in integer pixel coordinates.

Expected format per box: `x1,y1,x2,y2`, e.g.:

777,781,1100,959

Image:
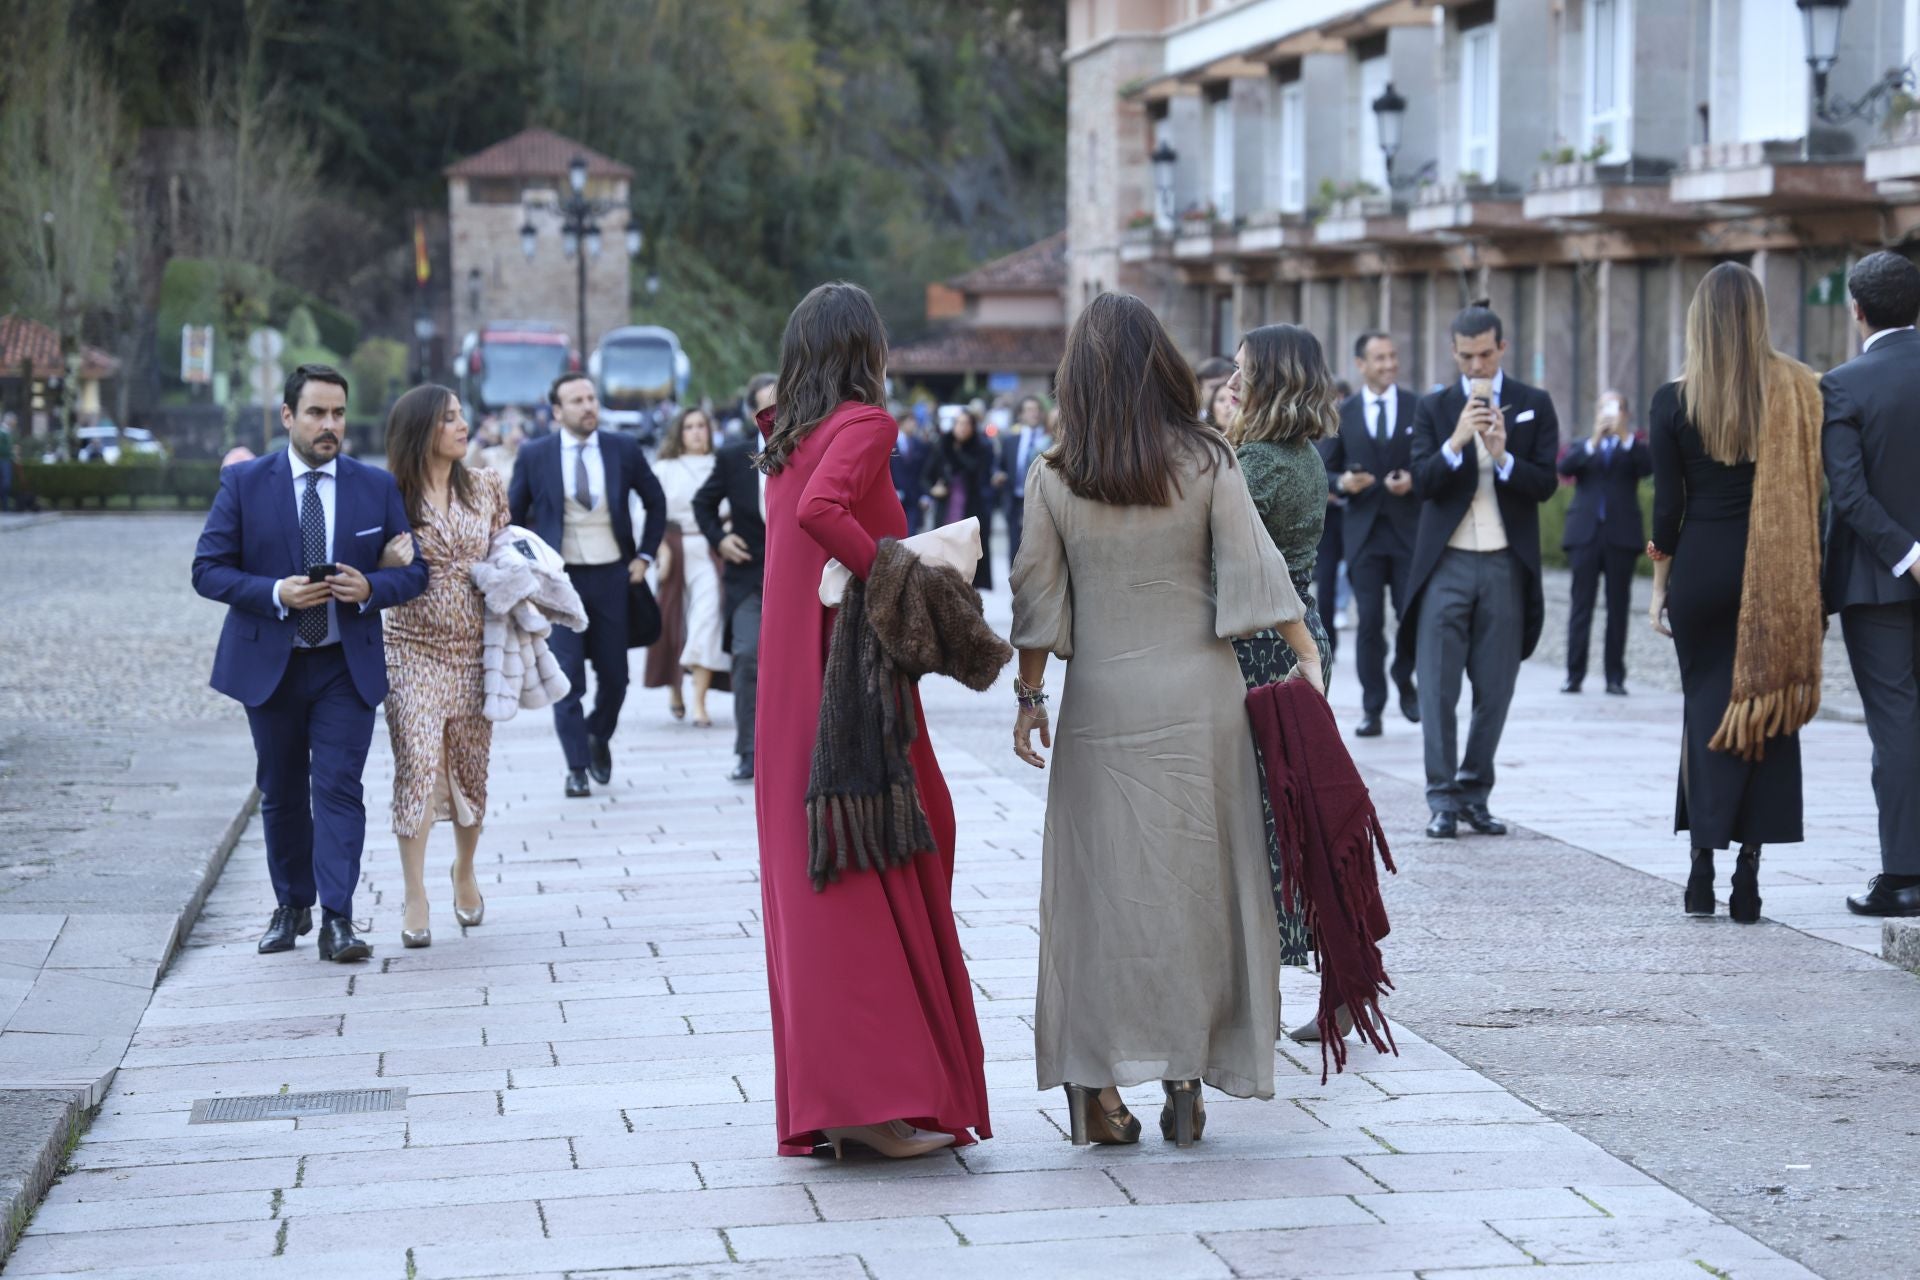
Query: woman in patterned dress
382,384,510,948
647,407,730,726
1222,324,1339,971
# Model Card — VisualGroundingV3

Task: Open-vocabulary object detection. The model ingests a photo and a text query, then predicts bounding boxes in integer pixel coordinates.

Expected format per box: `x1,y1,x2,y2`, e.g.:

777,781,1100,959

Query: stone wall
448,177,634,355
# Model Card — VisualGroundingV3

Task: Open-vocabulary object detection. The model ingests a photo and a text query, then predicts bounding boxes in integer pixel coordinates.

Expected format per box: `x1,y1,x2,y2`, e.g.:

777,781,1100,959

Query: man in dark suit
509,372,666,798
1822,251,1920,917
191,364,428,960
1558,389,1651,696
694,373,774,783
891,411,932,535
1325,332,1422,736
992,395,1053,568
1403,302,1560,839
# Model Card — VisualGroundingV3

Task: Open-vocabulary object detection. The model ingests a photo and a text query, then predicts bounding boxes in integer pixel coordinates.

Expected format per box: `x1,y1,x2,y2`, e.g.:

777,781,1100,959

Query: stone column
1750,249,1804,360
1594,258,1639,409
1539,266,1578,418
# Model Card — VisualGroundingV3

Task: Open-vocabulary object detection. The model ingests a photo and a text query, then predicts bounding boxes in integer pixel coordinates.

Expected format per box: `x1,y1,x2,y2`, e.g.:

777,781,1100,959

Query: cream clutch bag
819,517,982,607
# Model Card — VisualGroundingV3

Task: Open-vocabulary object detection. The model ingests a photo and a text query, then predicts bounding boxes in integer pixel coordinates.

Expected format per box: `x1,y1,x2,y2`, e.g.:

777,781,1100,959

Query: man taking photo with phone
1558,389,1651,696
192,364,428,961
1401,302,1561,839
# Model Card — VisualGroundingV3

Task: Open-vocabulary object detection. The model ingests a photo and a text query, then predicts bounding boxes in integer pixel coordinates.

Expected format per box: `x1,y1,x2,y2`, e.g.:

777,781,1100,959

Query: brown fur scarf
1708,356,1825,761
806,540,1013,890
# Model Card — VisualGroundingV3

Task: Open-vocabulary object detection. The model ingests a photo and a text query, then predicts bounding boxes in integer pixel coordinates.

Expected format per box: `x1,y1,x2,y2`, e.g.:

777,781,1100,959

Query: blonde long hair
1229,323,1339,447
1681,263,1773,465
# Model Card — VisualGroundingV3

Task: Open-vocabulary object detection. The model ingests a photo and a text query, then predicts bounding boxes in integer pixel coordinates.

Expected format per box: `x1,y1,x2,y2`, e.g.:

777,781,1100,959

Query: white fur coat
470,528,588,722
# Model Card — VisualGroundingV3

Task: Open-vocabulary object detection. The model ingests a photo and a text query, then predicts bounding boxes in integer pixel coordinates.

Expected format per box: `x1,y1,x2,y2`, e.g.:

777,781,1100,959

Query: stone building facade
1068,0,1920,425
445,128,636,356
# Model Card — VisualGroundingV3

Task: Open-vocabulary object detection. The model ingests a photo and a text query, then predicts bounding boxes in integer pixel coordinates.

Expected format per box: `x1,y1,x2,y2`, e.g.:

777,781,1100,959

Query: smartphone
306,563,337,582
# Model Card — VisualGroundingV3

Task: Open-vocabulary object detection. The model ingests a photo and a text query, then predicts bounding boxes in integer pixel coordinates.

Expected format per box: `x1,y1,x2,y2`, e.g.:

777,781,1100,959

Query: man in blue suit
1557,389,1650,696
509,372,666,797
192,364,428,961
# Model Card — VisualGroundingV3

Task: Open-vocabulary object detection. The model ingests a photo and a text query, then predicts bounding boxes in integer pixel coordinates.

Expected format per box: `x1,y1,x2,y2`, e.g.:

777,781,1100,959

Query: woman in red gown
754,282,991,1158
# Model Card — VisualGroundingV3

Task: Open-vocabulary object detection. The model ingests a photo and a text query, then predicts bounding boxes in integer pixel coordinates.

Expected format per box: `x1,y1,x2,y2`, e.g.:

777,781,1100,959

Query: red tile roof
889,325,1066,375
444,127,635,181
947,231,1067,295
0,314,119,380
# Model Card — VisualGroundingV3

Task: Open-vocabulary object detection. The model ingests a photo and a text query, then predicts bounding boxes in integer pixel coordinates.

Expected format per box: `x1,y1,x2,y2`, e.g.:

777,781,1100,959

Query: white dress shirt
1861,328,1920,576
1363,386,1396,441
1441,369,1514,482
272,453,345,645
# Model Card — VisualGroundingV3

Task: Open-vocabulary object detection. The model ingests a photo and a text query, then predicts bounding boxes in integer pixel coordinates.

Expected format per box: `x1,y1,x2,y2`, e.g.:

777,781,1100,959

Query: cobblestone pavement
12,610,1825,1279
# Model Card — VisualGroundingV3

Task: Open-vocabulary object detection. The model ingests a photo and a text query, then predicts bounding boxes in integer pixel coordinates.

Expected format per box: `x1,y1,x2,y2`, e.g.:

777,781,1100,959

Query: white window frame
1358,55,1391,191
1209,94,1235,221
1457,26,1499,181
1584,0,1634,161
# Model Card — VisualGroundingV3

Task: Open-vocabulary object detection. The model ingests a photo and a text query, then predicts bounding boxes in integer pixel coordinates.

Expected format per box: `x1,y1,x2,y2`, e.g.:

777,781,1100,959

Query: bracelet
1645,541,1669,563
1015,676,1049,711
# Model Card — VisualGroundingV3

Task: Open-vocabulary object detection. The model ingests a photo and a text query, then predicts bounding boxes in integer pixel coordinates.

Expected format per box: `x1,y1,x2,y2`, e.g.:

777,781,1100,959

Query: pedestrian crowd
188,252,1920,1160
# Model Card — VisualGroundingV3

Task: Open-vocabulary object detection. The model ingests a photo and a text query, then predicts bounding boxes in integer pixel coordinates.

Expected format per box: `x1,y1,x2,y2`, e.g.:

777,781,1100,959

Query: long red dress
754,400,992,1156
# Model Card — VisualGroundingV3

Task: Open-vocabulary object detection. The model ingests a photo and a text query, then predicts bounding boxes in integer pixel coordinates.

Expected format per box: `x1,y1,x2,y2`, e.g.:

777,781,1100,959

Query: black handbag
626,580,663,649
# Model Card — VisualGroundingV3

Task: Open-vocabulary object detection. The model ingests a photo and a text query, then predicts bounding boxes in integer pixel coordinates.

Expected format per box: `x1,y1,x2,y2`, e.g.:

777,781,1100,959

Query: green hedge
1537,478,1655,575
20,462,224,509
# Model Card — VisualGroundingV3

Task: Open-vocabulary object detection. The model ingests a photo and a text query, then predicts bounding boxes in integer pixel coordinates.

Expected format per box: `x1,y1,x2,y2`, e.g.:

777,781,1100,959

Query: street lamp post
519,154,644,357
1150,139,1178,232
1797,0,1914,124
1371,82,1408,185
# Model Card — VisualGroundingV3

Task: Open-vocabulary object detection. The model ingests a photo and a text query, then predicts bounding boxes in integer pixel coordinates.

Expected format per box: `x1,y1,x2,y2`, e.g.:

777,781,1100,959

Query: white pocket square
1514,409,1536,424
355,526,383,537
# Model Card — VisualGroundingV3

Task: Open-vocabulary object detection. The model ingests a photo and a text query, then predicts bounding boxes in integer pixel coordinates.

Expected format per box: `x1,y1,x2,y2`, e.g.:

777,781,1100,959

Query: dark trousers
0,458,12,512
550,562,631,771
1004,491,1026,575
1566,541,1637,687
1315,506,1344,667
1416,548,1523,815
1347,534,1414,716
1841,600,1920,875
243,645,375,917
730,587,762,759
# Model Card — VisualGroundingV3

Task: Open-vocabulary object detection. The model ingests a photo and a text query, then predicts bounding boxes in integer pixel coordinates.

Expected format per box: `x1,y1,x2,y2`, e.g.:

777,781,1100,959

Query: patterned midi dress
1230,439,1333,966
385,468,511,837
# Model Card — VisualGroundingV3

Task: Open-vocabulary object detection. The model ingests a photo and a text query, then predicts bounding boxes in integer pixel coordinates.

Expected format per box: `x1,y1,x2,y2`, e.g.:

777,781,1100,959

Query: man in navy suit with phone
192,364,428,961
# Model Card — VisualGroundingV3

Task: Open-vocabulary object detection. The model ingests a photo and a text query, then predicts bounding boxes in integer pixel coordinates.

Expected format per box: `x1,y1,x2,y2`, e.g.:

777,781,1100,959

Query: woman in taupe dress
383,384,509,947
1009,293,1323,1149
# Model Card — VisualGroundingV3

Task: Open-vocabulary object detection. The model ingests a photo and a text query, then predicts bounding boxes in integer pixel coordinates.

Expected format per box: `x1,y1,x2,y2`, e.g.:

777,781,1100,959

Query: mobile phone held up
307,563,338,583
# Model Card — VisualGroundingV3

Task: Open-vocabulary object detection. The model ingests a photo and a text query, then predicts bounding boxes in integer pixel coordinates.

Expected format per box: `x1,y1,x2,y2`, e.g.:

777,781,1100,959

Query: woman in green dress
1222,323,1339,969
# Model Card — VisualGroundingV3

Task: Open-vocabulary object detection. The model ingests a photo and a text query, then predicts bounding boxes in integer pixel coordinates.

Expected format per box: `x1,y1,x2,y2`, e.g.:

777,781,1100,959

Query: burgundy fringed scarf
1247,679,1397,1081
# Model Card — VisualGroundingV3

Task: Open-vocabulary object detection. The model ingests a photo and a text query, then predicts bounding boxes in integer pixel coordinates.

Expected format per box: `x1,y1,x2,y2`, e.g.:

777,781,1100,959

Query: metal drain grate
188,1087,408,1124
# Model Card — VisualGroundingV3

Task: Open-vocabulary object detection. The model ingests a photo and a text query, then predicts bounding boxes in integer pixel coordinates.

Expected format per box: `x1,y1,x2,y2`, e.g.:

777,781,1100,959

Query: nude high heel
820,1120,955,1160
450,864,485,928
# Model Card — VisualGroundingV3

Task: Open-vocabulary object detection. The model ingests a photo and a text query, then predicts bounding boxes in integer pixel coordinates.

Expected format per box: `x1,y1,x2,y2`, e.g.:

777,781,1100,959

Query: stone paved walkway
12,673,1822,1277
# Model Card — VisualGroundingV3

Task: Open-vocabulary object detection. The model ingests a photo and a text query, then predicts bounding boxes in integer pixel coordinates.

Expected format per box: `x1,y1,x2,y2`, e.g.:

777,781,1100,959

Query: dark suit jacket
891,431,930,511
1402,375,1562,658
191,451,428,708
508,429,666,565
1324,387,1421,555
1557,435,1651,550
1820,328,1920,612
691,441,764,605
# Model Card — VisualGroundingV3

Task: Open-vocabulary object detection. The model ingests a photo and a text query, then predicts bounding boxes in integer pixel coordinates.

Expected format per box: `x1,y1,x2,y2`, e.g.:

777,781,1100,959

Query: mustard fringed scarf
1707,356,1825,762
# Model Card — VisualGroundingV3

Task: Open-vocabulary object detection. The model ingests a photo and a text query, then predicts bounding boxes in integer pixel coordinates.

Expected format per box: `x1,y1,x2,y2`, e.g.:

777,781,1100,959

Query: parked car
74,423,165,464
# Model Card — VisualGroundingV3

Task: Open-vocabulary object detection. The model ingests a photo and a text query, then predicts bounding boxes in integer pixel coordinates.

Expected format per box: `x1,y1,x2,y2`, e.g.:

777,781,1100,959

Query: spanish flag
413,214,430,285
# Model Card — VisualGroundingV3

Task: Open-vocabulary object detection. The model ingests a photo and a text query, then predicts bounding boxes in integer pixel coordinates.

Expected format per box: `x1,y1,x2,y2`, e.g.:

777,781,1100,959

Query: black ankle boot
1729,844,1762,924
1684,848,1715,917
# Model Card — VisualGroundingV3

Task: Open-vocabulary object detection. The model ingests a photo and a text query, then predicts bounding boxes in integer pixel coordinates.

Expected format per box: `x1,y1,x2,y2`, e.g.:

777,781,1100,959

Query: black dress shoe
258,905,312,954
565,768,591,798
587,734,613,785
1561,678,1583,694
1684,848,1716,917
1397,681,1420,724
316,915,371,963
1605,681,1628,696
1354,715,1383,738
1425,812,1458,839
1846,873,1920,917
728,755,754,783
1461,805,1508,836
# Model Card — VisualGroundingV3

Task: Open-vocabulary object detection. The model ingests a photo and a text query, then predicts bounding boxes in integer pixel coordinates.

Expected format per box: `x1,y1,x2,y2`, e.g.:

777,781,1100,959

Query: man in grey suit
1822,251,1920,917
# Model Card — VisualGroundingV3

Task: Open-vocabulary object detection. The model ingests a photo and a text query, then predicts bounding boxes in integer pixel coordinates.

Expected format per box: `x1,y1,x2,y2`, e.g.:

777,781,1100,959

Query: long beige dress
1010,445,1304,1099
385,468,511,837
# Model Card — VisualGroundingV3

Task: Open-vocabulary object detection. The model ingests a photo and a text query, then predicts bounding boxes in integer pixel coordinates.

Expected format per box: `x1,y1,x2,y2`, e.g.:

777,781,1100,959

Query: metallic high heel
1063,1085,1142,1146
399,902,431,949
820,1120,955,1160
1159,1080,1205,1148
450,865,485,927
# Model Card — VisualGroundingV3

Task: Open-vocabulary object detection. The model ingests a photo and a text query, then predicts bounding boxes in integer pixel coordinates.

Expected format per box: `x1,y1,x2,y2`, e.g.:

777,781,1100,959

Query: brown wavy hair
386,383,474,526
658,405,715,460
1048,292,1232,507
1682,262,1772,466
1230,323,1338,447
756,282,888,475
